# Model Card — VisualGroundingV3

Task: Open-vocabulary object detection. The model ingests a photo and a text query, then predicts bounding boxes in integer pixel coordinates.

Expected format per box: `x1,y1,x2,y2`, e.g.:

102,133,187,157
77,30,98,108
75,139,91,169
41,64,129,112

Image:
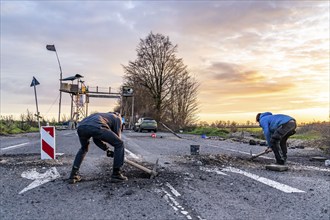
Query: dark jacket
259,112,295,146
78,113,122,137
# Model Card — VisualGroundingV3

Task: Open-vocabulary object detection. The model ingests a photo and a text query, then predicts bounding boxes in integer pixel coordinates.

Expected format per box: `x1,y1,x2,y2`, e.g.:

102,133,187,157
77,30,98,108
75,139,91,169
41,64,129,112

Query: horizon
1,107,328,125
1,1,329,124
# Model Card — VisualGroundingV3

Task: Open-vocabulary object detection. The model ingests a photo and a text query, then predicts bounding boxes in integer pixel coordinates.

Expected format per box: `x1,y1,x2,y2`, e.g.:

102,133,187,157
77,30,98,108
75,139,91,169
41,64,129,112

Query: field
186,122,329,153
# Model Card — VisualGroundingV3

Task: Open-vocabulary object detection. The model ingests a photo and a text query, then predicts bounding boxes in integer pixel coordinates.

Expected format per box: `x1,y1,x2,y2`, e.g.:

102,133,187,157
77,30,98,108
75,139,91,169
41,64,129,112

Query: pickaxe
250,148,272,160
125,158,158,179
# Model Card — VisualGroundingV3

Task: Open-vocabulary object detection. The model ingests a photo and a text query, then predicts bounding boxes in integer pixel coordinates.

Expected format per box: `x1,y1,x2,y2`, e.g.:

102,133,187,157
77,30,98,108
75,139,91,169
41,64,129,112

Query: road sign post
30,76,41,129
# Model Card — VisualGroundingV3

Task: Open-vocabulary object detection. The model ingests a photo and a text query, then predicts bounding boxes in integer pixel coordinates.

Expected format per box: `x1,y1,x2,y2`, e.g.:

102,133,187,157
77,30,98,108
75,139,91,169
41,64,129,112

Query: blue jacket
259,112,295,146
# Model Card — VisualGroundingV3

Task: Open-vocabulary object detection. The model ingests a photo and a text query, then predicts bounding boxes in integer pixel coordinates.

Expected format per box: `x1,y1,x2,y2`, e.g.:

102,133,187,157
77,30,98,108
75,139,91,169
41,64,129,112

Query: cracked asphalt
0,130,329,220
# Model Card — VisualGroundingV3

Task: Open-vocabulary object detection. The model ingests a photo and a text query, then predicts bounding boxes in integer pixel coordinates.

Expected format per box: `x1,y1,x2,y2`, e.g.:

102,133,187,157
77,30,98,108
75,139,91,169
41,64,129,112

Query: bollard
41,126,56,160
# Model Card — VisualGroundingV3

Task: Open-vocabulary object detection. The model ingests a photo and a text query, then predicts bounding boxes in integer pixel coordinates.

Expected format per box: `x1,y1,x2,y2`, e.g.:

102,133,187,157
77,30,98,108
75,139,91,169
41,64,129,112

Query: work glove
106,150,114,158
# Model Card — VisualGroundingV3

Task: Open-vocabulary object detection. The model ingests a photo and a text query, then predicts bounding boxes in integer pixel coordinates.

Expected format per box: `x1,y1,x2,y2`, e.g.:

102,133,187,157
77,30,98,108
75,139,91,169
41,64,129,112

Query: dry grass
296,122,329,153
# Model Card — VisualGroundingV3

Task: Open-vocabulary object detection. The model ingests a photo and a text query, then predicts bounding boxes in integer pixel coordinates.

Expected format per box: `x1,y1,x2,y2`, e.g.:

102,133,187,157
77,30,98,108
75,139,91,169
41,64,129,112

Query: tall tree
123,32,198,128
167,71,199,129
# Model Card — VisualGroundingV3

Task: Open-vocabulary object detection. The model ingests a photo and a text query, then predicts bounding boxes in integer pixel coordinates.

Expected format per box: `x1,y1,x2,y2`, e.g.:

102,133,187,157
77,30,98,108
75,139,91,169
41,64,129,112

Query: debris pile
181,154,269,169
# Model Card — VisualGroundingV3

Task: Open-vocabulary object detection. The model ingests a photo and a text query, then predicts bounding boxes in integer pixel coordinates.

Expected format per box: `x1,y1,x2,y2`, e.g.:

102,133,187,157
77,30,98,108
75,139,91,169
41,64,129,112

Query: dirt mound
176,154,270,170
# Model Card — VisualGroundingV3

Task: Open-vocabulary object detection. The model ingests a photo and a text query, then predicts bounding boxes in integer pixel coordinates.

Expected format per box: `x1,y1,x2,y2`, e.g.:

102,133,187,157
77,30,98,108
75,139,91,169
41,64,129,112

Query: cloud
156,1,317,37
208,62,266,83
201,61,295,95
1,1,328,122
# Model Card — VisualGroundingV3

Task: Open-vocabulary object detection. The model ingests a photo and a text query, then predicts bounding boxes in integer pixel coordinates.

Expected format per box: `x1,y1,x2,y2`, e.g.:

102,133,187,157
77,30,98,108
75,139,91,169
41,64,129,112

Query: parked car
134,117,157,132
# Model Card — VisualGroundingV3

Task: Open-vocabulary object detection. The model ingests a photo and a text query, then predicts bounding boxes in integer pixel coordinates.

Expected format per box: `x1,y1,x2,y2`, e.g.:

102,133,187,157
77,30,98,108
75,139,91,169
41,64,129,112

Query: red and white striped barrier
41,126,56,160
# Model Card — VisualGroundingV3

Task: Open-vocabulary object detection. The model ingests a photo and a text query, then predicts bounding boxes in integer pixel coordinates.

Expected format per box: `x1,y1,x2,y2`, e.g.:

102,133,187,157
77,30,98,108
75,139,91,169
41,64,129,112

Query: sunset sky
1,1,329,124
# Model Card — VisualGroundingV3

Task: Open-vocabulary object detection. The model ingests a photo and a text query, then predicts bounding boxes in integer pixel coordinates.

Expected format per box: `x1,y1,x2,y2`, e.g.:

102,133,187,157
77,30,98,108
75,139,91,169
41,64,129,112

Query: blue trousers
73,125,125,170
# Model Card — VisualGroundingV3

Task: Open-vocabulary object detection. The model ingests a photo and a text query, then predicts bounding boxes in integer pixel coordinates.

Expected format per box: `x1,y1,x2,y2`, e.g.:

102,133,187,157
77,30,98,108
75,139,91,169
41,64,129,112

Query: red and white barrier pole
40,126,56,160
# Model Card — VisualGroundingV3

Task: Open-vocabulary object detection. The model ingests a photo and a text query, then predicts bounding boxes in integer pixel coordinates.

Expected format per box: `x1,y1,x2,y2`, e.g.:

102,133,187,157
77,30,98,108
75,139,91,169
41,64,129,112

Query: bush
0,114,39,135
0,115,16,134
289,122,329,153
188,127,229,138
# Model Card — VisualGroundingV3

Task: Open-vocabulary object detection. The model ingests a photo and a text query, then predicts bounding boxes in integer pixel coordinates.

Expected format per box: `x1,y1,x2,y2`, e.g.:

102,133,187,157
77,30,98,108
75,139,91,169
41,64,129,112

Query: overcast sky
1,0,329,123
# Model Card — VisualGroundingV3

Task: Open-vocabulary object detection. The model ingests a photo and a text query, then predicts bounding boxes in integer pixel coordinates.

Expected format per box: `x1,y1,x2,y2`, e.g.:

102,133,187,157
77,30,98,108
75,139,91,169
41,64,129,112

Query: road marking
125,149,140,159
200,167,228,176
207,144,330,172
122,135,142,160
222,167,305,193
1,142,29,151
19,167,60,194
166,182,181,197
161,182,207,219
160,188,192,220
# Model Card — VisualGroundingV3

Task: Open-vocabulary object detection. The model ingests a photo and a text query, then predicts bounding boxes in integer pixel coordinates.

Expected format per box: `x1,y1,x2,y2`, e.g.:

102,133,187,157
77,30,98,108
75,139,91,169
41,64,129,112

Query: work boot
69,167,82,184
271,141,286,165
283,154,287,163
106,149,114,158
111,169,128,183
276,159,285,165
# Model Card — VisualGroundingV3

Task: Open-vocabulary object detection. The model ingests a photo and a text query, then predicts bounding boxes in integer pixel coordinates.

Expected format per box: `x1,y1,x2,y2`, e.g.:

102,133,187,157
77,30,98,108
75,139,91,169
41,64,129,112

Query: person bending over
256,112,296,165
69,112,127,183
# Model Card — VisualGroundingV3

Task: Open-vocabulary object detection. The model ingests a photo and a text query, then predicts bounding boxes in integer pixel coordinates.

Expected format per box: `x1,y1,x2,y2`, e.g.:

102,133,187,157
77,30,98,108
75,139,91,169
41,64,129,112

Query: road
0,129,329,220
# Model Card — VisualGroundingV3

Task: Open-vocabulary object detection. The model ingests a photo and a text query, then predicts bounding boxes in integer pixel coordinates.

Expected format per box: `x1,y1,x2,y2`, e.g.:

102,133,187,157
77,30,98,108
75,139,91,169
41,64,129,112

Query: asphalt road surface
0,129,329,220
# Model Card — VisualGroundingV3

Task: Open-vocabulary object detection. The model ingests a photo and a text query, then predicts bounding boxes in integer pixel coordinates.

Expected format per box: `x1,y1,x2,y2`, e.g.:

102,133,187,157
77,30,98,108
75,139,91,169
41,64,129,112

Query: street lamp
122,86,134,128
46,44,63,123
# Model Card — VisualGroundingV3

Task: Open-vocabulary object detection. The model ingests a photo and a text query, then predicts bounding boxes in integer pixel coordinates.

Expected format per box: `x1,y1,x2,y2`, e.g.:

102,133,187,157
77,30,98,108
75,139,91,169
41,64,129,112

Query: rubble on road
179,154,269,170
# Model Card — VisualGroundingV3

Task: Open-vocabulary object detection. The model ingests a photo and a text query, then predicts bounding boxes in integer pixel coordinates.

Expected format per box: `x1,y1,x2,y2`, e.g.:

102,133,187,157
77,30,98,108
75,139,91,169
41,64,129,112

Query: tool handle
125,158,152,174
251,151,268,159
160,122,182,138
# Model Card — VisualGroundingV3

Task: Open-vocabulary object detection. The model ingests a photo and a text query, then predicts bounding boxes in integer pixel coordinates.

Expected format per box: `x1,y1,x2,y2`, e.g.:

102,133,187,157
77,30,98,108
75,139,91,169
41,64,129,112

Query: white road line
125,149,140,160
161,184,207,219
200,167,228,176
161,188,192,220
208,143,330,172
222,167,305,193
1,142,29,151
122,134,142,160
165,182,181,197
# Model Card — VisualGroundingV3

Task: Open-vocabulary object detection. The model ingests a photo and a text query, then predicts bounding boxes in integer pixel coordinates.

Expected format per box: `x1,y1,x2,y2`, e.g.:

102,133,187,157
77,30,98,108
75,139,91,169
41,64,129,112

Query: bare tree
123,32,198,126
167,71,199,129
